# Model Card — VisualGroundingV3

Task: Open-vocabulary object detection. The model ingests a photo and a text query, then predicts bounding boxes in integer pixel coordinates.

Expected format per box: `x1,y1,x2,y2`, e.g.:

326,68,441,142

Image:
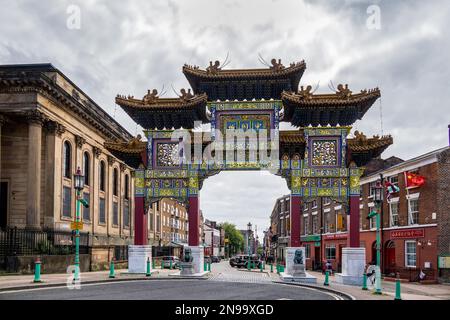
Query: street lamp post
368,180,383,295
73,167,85,282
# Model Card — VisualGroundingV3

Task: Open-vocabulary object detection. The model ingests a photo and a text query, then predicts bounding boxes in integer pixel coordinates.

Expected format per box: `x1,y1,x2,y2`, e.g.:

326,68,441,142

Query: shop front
300,235,321,270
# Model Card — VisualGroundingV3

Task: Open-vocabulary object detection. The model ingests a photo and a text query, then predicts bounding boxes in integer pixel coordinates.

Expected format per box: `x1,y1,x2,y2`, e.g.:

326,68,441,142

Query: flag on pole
384,180,400,201
404,172,426,188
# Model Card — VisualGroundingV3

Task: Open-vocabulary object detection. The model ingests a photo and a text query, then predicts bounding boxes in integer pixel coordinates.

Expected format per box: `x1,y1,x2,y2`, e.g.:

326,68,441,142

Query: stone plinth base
280,272,317,284
280,247,316,283
168,271,209,278
335,247,366,286
180,262,194,276
128,245,152,274
187,246,205,274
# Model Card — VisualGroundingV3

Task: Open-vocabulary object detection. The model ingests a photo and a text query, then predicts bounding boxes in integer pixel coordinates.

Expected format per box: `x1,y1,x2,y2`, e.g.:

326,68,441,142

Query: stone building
0,64,136,270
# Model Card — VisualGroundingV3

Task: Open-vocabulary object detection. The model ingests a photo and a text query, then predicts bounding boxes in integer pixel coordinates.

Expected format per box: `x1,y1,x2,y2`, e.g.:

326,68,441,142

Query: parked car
211,255,221,263
162,256,180,269
229,254,261,268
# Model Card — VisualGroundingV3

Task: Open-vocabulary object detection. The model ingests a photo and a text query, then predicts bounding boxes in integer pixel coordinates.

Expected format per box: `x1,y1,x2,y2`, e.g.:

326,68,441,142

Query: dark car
229,254,261,268
211,255,221,263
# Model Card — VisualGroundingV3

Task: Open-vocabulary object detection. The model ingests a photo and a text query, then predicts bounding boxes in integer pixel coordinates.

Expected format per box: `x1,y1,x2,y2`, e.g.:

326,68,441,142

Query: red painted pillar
134,196,148,245
188,195,200,246
348,195,360,247
290,195,301,247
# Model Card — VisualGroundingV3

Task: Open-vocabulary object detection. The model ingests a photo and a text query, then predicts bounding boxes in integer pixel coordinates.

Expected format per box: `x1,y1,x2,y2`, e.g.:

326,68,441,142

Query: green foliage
219,222,244,256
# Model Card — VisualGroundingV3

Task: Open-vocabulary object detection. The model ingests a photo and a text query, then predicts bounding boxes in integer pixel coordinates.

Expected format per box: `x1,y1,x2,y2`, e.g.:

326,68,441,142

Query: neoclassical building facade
0,64,136,269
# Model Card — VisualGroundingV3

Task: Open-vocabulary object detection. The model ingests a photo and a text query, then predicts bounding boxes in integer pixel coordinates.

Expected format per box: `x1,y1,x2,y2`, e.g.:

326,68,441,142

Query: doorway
384,240,396,274
0,181,8,229
314,246,321,270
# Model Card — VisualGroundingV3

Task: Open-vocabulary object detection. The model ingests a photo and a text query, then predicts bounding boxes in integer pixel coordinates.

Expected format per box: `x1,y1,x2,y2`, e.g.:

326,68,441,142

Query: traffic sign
71,221,83,230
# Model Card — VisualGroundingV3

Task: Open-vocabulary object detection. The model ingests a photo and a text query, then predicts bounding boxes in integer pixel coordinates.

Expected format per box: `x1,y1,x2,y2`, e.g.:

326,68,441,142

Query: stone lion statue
183,248,193,263
293,249,303,265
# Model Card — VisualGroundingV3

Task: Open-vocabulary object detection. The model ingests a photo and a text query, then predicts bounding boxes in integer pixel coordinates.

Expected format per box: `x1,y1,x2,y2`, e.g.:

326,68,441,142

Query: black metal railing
0,227,90,257
114,245,128,261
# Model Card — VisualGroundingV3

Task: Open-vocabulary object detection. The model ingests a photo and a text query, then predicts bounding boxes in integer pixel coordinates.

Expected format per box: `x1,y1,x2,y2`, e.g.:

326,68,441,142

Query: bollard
146,257,151,277
170,259,173,270
33,258,42,283
109,259,115,278
395,273,402,300
362,272,368,290
204,261,207,272
270,263,273,273
260,262,263,272
324,270,330,286
247,260,250,271
208,261,211,272
161,260,164,269
276,264,280,274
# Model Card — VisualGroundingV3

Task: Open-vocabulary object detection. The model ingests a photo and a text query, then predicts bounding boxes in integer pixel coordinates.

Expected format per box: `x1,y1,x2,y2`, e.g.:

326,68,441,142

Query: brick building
269,194,290,262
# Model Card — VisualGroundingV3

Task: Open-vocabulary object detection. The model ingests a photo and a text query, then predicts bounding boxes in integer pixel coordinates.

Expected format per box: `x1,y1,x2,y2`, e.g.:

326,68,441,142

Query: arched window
113,168,118,196
63,141,71,179
124,174,129,200
99,161,106,192
83,152,90,186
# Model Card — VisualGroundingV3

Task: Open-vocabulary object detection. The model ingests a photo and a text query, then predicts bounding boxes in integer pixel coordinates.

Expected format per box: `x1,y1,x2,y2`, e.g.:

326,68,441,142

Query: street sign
71,221,83,230
224,238,229,243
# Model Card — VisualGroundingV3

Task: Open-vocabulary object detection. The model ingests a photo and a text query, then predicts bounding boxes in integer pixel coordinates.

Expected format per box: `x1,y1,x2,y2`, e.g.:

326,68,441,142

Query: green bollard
260,262,263,272
270,263,273,273
33,258,42,283
362,272,368,290
161,260,164,269
324,270,330,286
204,261,206,271
170,259,173,270
109,259,115,278
208,261,211,272
146,257,151,277
276,264,280,274
395,273,402,300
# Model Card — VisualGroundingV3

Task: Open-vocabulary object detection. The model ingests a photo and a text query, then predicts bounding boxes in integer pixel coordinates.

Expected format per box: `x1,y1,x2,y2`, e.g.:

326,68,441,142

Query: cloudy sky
1,0,449,239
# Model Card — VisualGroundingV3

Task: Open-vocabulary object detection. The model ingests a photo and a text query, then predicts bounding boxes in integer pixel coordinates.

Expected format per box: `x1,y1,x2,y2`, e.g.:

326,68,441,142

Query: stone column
26,110,46,230
188,195,200,246
44,121,65,229
290,194,301,247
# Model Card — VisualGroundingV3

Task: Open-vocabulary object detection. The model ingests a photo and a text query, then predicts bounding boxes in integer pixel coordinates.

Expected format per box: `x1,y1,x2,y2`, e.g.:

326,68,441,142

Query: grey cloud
1,0,449,238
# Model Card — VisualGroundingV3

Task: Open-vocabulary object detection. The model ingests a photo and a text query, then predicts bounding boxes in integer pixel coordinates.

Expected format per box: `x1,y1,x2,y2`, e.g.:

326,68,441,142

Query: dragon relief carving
298,85,313,99
143,89,159,103
270,58,285,71
336,84,352,99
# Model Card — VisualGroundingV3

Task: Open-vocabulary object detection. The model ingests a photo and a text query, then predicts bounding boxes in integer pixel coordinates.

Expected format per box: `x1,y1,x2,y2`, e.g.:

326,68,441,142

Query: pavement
0,261,449,300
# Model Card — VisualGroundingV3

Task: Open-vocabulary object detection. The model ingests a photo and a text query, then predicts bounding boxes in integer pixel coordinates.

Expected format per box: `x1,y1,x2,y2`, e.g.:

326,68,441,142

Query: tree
219,222,244,256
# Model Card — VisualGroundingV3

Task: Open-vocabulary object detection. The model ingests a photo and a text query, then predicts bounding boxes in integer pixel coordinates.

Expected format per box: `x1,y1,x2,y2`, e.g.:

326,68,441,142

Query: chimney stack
448,124,450,146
